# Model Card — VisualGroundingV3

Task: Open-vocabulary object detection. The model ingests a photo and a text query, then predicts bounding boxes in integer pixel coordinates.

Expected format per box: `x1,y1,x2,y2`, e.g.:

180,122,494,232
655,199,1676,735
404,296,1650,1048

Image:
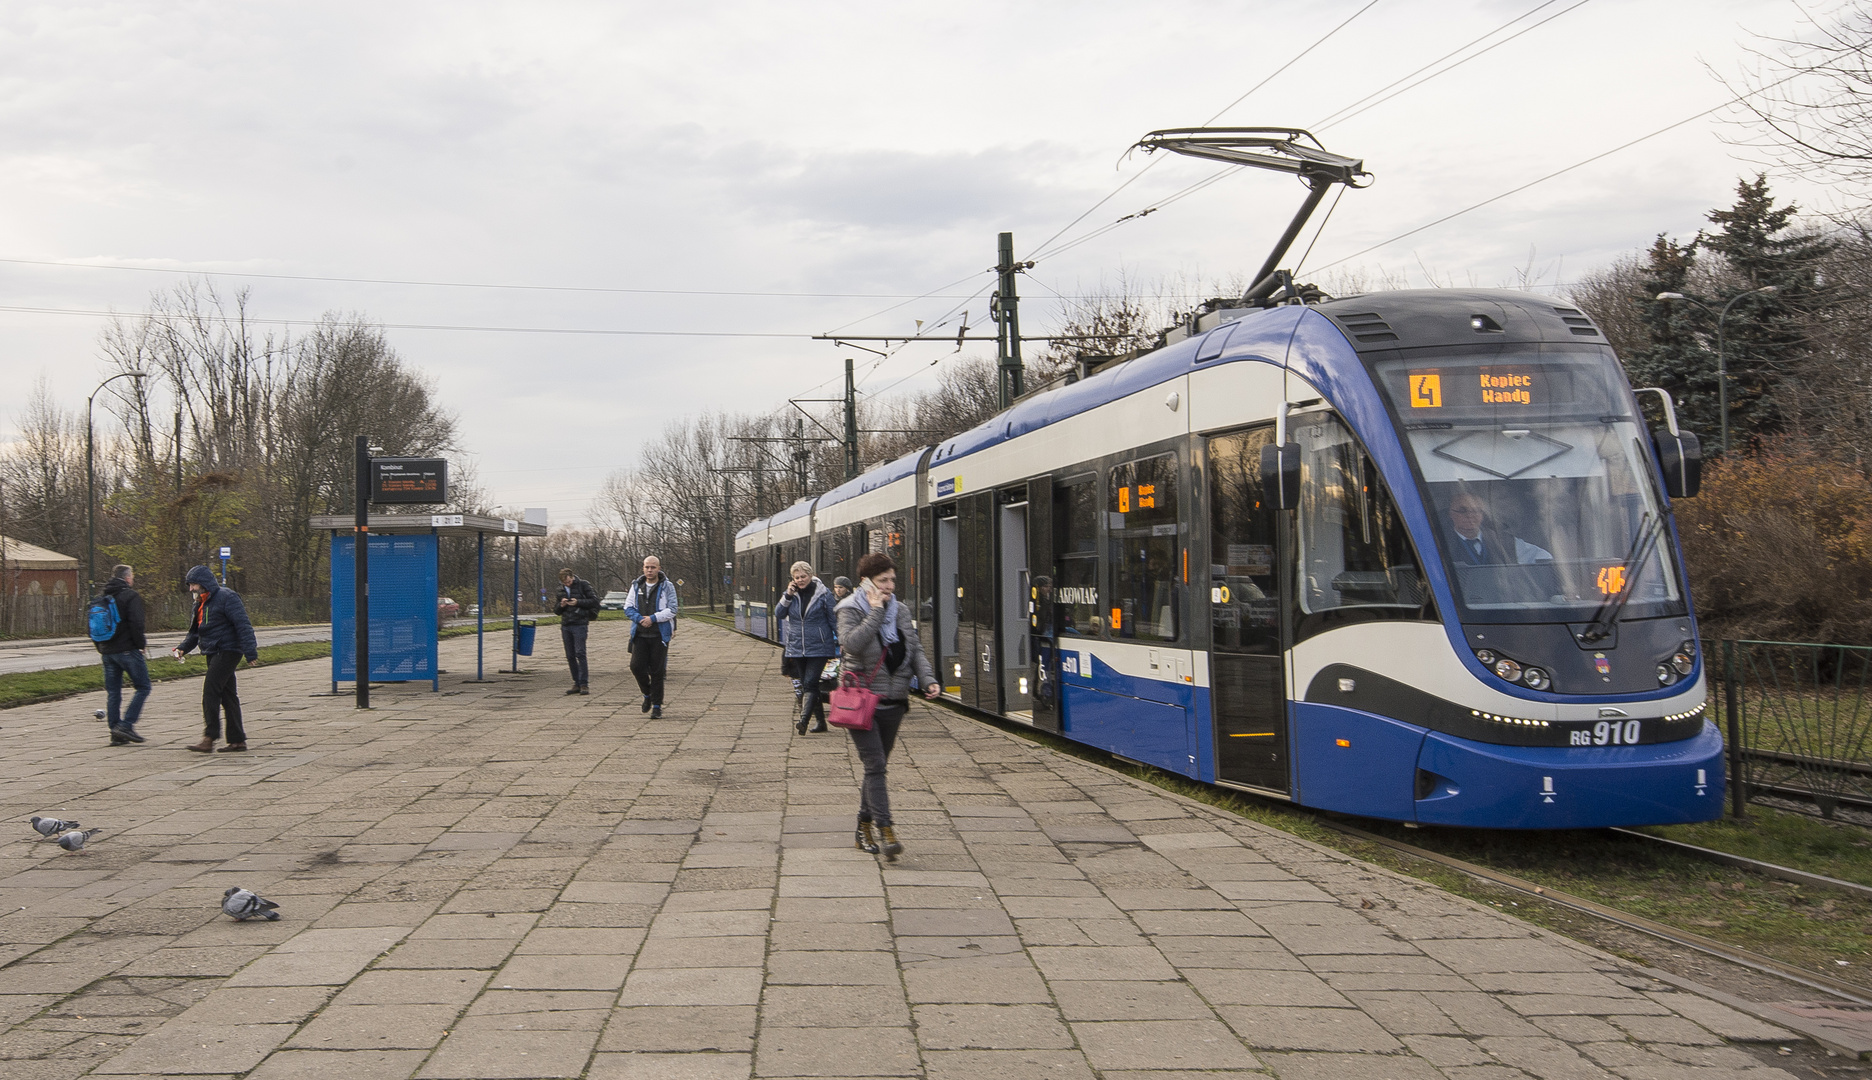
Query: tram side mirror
1653,428,1702,499
1260,441,1302,510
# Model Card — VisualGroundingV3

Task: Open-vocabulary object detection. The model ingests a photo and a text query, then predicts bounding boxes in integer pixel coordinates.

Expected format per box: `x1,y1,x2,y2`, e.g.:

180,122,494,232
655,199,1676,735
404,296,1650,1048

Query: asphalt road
0,619,497,676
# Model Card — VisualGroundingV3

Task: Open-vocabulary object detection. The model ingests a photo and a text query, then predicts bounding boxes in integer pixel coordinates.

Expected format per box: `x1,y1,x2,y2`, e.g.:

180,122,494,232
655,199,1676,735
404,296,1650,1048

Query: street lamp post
86,371,148,593
1656,286,1778,454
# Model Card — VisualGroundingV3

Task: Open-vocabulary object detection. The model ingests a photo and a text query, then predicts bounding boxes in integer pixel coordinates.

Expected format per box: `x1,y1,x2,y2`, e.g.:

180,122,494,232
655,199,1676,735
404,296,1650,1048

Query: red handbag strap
841,649,886,690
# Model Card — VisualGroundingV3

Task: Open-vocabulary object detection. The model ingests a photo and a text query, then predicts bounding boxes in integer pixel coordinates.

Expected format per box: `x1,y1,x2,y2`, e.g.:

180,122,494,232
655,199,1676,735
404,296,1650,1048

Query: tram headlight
1670,640,1696,676
1657,664,1674,685
1474,649,1497,666
1493,658,1522,682
1521,667,1550,691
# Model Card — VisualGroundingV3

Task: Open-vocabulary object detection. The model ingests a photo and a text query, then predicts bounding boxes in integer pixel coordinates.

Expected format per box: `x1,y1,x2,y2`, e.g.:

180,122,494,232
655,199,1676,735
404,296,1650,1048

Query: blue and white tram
733,289,1722,829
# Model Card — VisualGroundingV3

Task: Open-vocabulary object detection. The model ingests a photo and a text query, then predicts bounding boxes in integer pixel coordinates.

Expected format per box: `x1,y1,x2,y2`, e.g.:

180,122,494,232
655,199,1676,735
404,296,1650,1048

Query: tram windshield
1371,349,1686,622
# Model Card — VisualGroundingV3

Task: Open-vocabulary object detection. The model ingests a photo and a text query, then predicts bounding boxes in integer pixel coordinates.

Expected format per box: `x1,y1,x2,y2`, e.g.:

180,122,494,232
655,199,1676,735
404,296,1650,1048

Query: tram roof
735,289,1602,539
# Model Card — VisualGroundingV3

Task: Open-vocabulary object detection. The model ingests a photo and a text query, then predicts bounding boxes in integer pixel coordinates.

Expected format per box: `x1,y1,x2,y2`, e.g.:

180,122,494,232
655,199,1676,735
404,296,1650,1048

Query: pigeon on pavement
56,828,101,851
31,816,79,837
221,887,281,921
93,709,107,721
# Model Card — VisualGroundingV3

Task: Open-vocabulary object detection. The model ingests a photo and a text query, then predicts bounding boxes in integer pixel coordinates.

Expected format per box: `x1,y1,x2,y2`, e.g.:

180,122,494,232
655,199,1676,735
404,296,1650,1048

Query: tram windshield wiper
1577,513,1660,644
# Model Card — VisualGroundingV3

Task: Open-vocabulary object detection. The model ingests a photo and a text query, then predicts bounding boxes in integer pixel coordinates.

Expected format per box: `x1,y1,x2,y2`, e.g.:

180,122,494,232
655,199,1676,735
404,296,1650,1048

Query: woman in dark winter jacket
773,560,838,734
835,552,938,860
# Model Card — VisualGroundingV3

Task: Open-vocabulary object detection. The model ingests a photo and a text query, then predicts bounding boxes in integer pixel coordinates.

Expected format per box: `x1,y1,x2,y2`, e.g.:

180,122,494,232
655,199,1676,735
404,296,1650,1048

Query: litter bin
515,619,537,656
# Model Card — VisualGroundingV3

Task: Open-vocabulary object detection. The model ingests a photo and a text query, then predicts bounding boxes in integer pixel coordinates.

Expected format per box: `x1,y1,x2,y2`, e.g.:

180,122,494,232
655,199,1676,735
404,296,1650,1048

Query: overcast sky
0,0,1832,527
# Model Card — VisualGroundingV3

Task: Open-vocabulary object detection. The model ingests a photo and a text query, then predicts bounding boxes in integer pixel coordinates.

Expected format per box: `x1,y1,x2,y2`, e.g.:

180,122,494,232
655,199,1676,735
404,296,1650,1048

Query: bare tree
1719,1,1872,203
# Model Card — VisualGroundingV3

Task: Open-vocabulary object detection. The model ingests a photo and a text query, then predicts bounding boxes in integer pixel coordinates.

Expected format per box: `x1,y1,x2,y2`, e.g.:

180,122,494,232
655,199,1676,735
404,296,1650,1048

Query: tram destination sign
1407,366,1547,409
370,457,449,504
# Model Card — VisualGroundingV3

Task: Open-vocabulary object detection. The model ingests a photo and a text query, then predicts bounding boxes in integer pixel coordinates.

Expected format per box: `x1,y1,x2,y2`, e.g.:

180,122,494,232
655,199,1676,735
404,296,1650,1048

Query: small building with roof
0,535,81,598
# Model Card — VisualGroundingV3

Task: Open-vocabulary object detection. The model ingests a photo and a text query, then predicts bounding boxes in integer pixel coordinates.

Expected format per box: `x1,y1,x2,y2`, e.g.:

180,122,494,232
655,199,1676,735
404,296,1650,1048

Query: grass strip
0,641,333,710
0,612,645,709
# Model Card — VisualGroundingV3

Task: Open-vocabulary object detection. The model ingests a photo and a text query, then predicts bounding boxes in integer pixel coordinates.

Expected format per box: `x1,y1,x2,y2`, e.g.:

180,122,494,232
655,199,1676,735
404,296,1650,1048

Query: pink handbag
827,655,884,731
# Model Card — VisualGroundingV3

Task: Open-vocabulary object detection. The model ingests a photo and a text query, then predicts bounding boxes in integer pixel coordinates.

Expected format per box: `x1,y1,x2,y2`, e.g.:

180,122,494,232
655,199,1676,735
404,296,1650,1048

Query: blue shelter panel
331,533,439,684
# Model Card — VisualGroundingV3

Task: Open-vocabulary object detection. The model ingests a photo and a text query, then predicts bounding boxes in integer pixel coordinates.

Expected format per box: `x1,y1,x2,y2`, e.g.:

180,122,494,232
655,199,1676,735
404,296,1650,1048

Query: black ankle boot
877,825,903,861
854,821,879,854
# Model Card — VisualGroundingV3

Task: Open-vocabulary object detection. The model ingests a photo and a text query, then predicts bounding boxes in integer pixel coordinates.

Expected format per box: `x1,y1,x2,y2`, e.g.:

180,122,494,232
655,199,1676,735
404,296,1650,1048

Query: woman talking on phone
774,560,837,734
835,552,940,859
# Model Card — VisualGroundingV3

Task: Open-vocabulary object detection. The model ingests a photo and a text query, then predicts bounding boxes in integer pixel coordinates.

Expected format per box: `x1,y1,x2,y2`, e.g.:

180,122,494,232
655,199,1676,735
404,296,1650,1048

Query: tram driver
1444,490,1552,566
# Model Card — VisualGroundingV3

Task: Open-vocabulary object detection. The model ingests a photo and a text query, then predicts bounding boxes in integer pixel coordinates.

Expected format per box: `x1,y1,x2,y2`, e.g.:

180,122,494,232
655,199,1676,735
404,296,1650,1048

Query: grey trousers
848,700,907,826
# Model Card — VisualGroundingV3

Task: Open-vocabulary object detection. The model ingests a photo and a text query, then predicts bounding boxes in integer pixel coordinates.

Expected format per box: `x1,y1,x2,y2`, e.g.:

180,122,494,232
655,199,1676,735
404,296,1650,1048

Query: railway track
1301,816,1872,1005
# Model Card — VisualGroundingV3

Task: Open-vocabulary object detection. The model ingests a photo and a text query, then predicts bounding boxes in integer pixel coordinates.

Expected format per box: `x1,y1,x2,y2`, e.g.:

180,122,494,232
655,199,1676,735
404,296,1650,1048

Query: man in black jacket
94,564,150,746
173,565,260,753
556,568,599,695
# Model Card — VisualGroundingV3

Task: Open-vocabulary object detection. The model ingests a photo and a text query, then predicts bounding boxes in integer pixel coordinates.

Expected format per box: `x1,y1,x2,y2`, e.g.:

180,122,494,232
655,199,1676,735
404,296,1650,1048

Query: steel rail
1604,828,1872,900
1297,817,1872,1005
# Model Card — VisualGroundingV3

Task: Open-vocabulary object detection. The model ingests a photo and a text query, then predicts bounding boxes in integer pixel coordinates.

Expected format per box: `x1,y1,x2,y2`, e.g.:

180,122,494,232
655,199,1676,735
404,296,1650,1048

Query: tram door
958,492,995,710
936,510,964,694
997,497,1031,716
1206,427,1290,793
1026,475,1060,733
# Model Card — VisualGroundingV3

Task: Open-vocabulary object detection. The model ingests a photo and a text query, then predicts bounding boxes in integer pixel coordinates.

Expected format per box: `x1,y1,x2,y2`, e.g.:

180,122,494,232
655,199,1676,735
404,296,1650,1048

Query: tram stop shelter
311,512,549,692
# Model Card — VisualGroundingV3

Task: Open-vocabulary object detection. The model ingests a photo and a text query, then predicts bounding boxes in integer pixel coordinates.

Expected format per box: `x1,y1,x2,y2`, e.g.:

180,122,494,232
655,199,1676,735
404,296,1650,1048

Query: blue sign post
218,545,230,583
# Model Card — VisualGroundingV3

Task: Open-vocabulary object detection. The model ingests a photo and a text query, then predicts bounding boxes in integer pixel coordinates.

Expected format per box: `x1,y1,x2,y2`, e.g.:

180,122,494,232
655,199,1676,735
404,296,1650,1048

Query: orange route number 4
1410,373,1442,408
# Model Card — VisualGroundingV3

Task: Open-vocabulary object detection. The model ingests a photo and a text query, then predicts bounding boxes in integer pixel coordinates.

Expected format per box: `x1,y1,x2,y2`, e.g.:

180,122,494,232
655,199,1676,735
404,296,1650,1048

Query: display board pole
476,532,485,681
510,533,520,673
354,435,371,710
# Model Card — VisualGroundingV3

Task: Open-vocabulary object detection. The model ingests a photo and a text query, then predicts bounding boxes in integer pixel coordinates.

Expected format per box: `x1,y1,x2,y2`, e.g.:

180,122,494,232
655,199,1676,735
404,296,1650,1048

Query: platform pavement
0,620,1804,1080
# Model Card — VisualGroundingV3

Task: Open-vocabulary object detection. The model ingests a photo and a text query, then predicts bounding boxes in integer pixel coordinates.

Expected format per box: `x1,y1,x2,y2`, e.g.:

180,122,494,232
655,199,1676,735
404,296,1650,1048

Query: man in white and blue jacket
624,555,679,718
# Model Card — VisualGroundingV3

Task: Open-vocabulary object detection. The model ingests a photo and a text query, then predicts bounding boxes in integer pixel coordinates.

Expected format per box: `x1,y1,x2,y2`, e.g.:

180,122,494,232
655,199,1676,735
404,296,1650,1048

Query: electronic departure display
370,457,449,504
1409,367,1542,408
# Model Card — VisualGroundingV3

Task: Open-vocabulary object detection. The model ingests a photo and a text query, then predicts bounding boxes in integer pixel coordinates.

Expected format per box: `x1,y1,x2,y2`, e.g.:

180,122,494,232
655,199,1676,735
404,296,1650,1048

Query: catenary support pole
844,358,858,479
354,435,371,710
995,231,1024,409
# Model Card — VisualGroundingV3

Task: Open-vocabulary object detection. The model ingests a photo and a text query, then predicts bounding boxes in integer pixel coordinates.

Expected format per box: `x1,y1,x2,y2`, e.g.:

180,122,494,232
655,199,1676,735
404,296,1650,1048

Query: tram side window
1108,454,1180,642
734,551,757,605
1293,413,1433,628
1052,477,1099,635
883,516,906,569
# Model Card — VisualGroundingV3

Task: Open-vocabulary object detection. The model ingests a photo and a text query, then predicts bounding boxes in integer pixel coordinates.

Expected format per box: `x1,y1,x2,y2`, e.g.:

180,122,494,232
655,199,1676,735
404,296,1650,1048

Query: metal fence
1708,639,1872,818
2,595,331,639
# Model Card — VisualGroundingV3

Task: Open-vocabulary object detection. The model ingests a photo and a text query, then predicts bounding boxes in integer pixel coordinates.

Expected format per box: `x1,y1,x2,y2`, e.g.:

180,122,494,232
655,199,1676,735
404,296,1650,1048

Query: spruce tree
1699,175,1834,443
1625,235,1718,436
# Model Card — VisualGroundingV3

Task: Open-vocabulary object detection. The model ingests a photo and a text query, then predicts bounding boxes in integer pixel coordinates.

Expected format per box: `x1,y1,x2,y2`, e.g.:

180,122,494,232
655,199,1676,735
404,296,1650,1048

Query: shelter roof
308,513,548,538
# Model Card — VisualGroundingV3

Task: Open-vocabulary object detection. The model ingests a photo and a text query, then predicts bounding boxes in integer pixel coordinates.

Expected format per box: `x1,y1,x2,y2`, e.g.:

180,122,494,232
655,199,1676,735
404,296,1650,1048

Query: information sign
370,458,449,503
219,546,231,558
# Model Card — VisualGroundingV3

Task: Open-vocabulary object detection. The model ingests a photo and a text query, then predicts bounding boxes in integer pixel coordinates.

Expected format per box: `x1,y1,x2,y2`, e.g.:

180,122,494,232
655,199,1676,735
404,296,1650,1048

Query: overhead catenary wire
1314,0,1596,132
0,303,813,339
1023,0,1387,267
1030,0,1595,273
1306,69,1808,275
0,255,992,302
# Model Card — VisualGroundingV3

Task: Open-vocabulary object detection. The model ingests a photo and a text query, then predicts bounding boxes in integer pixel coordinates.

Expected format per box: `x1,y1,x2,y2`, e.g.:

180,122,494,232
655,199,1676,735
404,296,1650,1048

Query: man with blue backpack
90,564,150,746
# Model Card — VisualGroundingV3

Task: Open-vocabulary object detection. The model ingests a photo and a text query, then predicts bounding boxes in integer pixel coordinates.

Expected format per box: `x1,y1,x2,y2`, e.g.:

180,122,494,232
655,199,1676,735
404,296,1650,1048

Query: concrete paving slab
0,622,1843,1078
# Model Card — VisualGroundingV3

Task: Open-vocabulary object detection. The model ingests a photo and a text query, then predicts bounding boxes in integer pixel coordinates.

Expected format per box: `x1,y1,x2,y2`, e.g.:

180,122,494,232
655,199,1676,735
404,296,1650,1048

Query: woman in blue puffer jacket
773,560,838,734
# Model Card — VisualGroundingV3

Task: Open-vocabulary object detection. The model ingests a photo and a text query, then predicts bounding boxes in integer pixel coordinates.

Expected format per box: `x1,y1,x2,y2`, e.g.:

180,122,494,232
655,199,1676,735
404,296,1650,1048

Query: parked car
599,590,630,611
438,597,460,619
466,604,480,617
